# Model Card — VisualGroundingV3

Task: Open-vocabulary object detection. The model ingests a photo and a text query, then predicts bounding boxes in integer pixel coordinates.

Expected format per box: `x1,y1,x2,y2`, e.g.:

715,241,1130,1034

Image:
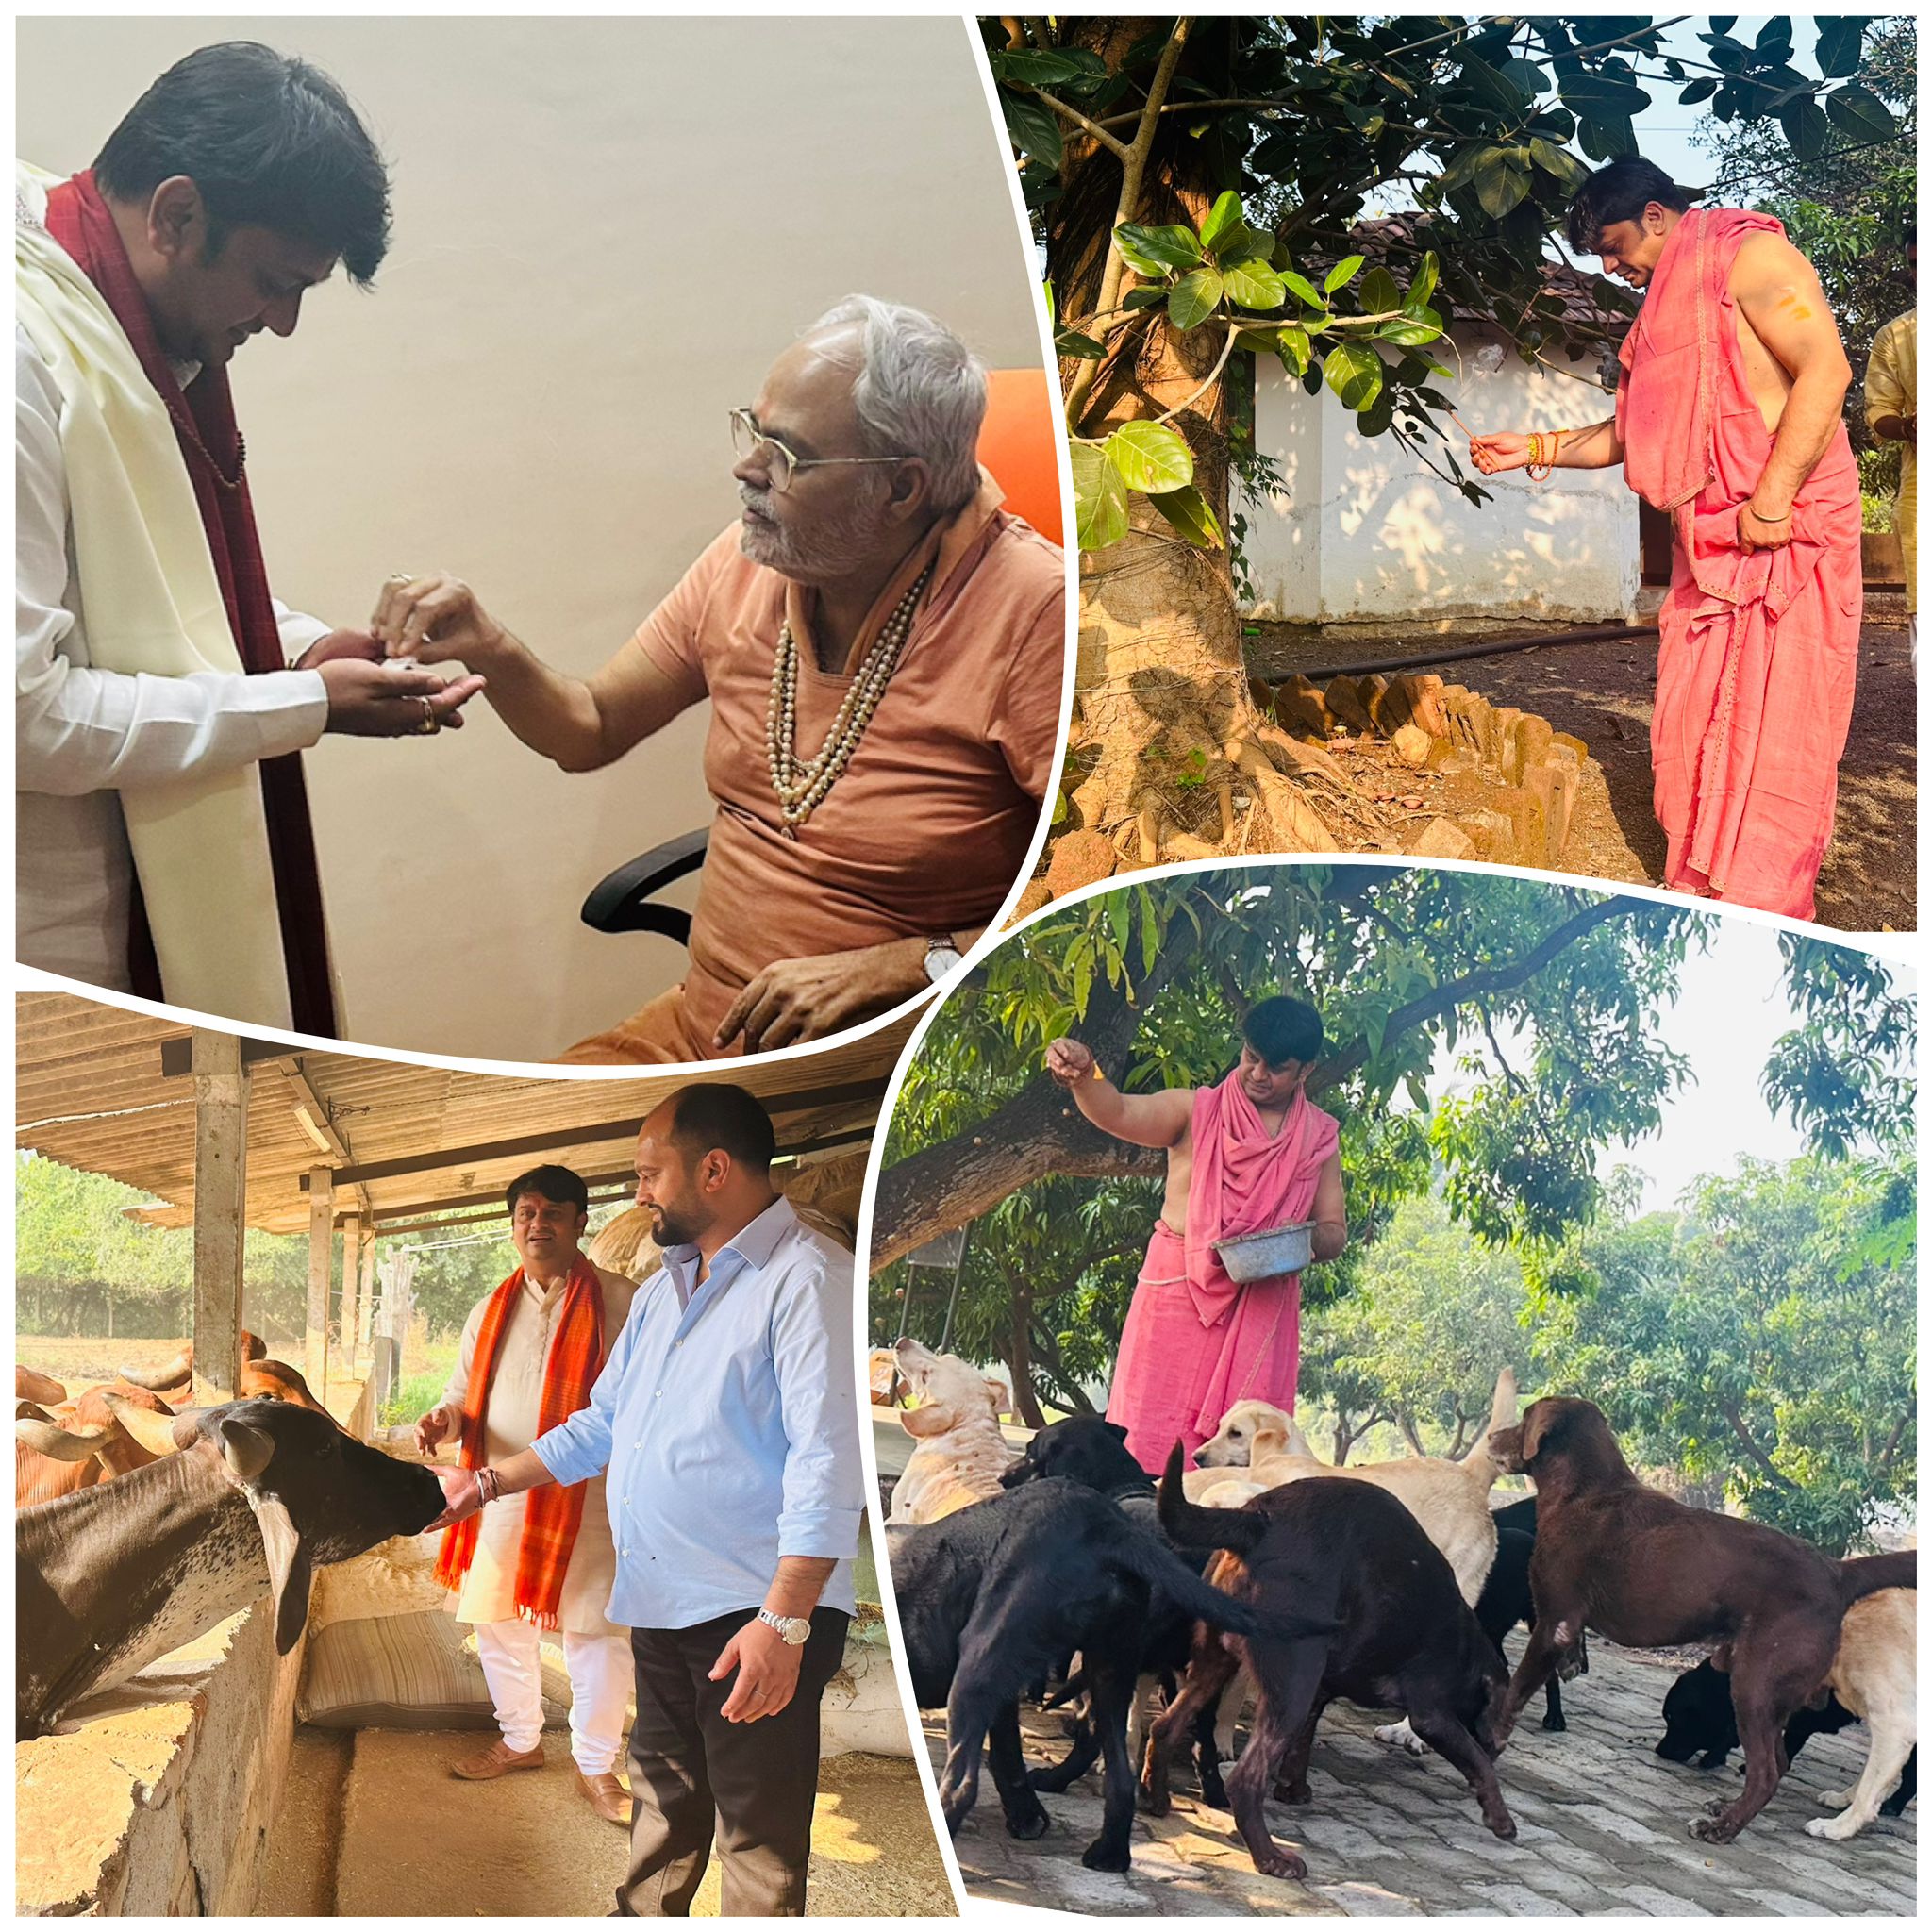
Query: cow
115,1330,270,1401
16,1366,66,1407
16,1397,444,1739
15,1383,175,1508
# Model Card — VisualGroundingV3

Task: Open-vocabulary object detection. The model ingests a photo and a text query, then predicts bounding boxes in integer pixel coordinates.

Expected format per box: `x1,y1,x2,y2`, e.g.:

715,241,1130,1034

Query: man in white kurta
416,1165,637,1823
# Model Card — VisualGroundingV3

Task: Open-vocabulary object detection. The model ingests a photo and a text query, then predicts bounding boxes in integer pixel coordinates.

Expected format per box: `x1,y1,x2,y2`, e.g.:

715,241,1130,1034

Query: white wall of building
1244,325,1640,626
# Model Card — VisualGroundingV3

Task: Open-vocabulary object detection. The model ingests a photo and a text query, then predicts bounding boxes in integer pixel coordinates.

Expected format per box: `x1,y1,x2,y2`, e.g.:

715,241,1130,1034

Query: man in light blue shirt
429,1083,864,1915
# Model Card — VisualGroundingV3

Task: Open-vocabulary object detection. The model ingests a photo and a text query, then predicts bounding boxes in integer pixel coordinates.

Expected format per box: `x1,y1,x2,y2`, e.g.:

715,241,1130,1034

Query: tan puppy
1806,1587,1916,1840
1193,1368,1519,1607
884,1336,1019,1524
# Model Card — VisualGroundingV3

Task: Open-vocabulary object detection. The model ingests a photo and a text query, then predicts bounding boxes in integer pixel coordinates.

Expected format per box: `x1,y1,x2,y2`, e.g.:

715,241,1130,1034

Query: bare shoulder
1730,229,1826,296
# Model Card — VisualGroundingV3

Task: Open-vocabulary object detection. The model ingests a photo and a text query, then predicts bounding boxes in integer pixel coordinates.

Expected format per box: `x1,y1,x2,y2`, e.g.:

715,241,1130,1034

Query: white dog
1805,1587,1916,1840
883,1336,1019,1524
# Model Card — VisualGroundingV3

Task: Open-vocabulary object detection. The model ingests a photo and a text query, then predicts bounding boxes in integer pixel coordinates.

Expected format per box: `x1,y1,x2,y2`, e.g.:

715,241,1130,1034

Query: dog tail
1457,1366,1520,1484
1839,1549,1916,1607
1113,1526,1265,1639
1156,1441,1272,1557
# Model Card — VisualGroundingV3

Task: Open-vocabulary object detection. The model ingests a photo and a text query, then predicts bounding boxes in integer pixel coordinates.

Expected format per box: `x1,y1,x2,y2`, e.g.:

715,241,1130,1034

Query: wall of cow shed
1241,324,1640,627
15,1603,307,1914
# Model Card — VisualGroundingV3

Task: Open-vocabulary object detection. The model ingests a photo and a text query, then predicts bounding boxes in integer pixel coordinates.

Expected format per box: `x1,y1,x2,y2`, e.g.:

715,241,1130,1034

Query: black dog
1657,1658,1917,1815
1479,1495,1568,1731
1147,1450,1514,1882
1000,1414,1232,1804
888,1476,1324,1872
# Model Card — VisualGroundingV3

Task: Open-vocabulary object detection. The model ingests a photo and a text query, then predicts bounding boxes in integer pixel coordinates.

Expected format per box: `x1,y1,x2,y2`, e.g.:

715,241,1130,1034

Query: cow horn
219,1417,276,1485
117,1350,192,1391
102,1392,190,1457
15,1417,108,1461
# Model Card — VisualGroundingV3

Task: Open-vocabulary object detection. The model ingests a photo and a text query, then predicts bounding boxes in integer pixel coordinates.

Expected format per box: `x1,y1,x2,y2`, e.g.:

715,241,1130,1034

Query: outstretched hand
424,1464,482,1534
1468,432,1532,476
1045,1037,1097,1088
318,660,487,737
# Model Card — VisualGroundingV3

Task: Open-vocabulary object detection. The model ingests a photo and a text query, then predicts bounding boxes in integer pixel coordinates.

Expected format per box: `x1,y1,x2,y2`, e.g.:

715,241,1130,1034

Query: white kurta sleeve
441,1297,489,1414
273,600,333,664
15,331,332,798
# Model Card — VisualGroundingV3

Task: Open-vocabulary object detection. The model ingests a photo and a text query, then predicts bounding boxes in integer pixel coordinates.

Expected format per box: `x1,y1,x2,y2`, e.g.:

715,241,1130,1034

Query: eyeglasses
728,408,908,494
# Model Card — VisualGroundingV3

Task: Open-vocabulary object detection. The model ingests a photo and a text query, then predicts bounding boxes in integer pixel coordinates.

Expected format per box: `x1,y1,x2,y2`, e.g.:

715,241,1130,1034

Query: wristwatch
923,934,965,985
757,1607,812,1646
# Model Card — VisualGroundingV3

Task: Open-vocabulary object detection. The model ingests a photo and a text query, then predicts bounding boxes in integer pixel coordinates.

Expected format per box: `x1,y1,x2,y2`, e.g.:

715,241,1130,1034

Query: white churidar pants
473,1619,631,1773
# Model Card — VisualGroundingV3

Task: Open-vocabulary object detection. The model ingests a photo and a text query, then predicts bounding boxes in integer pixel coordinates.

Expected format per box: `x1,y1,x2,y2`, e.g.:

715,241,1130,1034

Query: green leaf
1824,84,1896,145
1167,267,1224,331
1528,137,1588,191
1000,87,1061,167
1814,17,1867,79
1499,58,1548,97
1324,341,1384,412
1149,484,1223,548
1474,152,1530,219
1114,223,1202,275
1106,420,1194,493
1070,442,1127,551
1054,329,1108,360
1281,268,1325,310
1357,266,1401,316
1677,76,1720,106
1406,251,1441,314
1779,98,1832,162
1324,254,1366,293
1274,325,1311,376
1379,307,1443,347
990,46,1108,89
1122,287,1169,311
1199,191,1246,257
1224,258,1287,310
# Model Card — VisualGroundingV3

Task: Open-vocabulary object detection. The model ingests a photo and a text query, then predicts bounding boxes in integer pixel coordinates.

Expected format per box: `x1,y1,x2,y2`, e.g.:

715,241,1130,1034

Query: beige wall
18,16,1050,1058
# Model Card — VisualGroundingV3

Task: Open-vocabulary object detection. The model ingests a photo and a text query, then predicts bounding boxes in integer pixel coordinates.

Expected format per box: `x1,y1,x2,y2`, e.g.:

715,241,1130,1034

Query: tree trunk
1050,18,1336,865
1030,1321,1098,1416
1007,1281,1044,1428
1397,1410,1427,1457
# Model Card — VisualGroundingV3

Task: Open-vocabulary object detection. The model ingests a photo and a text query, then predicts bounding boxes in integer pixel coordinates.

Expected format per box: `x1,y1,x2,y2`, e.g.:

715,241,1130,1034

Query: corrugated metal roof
15,991,906,1236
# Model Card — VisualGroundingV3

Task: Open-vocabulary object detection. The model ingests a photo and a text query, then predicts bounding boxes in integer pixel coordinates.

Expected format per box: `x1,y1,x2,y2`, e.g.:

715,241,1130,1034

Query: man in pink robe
1045,996,1348,1474
1472,158,1860,921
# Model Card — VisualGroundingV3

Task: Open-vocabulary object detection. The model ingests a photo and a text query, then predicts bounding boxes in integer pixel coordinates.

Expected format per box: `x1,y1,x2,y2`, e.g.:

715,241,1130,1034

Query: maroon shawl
42,170,337,1035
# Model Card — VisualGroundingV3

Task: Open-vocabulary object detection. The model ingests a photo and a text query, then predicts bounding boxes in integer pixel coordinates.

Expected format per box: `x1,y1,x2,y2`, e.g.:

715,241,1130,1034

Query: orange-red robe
1619,208,1861,920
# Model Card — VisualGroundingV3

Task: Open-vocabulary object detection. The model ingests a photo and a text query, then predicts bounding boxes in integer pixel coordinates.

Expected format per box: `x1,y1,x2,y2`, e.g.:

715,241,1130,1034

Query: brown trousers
615,1606,849,1916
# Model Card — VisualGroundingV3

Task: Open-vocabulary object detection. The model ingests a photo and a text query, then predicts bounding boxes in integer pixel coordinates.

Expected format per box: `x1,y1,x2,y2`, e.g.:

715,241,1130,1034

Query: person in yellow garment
1865,225,1916,664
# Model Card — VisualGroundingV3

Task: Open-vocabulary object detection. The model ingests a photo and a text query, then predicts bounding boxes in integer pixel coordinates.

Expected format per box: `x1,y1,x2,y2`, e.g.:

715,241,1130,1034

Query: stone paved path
927,1639,1915,1916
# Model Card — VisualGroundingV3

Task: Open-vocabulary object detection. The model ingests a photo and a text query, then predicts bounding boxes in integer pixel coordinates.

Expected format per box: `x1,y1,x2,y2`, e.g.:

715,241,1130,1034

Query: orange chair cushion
977,366,1064,545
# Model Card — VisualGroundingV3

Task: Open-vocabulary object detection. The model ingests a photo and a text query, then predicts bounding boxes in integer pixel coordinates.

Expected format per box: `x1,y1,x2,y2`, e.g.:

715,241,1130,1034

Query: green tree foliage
1528,1157,1915,1552
987,15,1897,550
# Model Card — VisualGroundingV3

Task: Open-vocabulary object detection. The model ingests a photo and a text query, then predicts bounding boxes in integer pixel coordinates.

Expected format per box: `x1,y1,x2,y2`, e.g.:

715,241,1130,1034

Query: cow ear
247,1493,314,1656
1107,1422,1130,1442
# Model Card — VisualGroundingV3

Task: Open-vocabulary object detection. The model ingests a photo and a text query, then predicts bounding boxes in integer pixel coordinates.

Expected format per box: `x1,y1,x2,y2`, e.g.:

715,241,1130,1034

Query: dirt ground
1249,591,1916,933
258,1727,953,1917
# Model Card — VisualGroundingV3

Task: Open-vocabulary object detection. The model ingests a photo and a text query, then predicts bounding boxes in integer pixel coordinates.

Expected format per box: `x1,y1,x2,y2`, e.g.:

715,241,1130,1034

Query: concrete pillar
340,1213,362,1378
306,1167,333,1396
191,1030,247,1405
358,1238,378,1352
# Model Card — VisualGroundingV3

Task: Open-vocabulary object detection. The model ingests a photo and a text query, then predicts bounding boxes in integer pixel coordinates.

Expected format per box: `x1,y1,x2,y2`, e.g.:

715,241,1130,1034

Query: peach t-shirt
632,470,1064,1052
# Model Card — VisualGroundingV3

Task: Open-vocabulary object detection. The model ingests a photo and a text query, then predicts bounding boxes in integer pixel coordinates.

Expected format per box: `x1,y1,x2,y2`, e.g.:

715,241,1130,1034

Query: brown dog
1490,1397,1915,1843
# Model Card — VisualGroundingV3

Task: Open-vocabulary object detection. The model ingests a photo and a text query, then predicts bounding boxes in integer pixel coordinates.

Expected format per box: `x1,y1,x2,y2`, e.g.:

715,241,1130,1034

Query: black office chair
578,827,709,944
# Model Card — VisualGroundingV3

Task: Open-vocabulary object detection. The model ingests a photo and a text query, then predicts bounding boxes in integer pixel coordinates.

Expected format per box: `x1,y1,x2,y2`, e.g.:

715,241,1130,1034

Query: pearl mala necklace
765,559,934,836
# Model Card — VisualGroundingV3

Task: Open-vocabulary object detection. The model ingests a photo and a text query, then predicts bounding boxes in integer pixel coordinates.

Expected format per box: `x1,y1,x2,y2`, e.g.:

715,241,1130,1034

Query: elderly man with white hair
374,296,1064,1062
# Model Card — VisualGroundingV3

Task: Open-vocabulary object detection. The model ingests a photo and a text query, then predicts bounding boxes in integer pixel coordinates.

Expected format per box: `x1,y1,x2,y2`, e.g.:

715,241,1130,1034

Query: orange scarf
434,1257,608,1627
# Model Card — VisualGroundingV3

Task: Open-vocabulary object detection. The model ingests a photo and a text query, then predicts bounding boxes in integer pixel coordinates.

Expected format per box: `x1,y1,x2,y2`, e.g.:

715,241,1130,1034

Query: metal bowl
1212,1219,1315,1282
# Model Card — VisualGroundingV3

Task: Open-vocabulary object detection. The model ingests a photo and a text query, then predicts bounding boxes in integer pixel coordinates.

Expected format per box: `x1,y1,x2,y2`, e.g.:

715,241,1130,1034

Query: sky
1427,911,1915,1217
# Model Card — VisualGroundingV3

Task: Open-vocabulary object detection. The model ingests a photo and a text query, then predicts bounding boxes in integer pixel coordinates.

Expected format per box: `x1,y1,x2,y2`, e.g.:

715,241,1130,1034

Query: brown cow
15,1384,175,1508
116,1331,269,1397
16,1366,66,1407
